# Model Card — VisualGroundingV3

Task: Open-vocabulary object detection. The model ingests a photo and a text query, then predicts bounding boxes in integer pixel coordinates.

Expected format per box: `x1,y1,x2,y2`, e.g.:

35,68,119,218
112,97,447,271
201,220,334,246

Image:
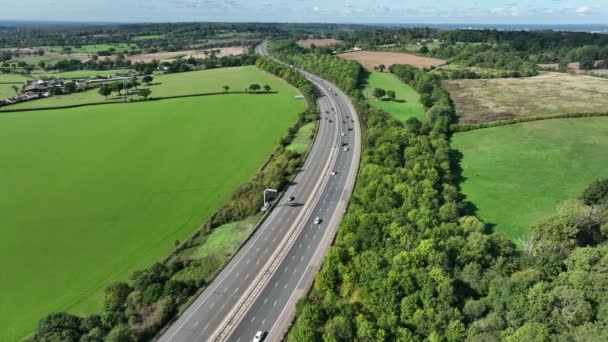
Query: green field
0,71,304,340
133,35,165,41
362,71,425,121
0,73,32,83
2,66,288,111
452,117,608,241
49,43,135,53
10,54,73,65
32,69,133,80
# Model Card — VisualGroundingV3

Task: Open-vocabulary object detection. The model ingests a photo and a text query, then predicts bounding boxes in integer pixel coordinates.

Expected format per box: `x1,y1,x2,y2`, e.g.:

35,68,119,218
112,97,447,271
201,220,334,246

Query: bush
582,178,608,205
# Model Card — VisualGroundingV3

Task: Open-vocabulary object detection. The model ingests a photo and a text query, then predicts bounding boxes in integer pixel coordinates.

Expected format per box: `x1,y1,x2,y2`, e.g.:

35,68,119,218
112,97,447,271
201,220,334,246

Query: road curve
157,41,361,342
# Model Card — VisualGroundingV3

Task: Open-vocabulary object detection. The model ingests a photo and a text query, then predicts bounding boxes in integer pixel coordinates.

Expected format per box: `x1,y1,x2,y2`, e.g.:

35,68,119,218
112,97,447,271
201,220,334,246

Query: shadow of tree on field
450,146,499,234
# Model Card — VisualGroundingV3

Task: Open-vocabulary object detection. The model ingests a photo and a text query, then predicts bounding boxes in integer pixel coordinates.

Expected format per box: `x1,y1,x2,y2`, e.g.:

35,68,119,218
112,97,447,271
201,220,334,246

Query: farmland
452,117,608,242
338,50,445,71
296,39,342,47
48,43,135,53
362,71,425,121
444,72,608,124
126,46,245,63
1,66,283,111
0,69,304,341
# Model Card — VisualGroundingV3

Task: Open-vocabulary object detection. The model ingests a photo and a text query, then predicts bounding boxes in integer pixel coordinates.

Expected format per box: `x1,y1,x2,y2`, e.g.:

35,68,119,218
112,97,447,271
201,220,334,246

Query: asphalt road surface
157,41,360,342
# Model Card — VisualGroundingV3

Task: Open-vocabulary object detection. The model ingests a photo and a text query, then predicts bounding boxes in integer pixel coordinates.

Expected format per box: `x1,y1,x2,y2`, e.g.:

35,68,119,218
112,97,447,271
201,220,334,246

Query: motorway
157,42,360,342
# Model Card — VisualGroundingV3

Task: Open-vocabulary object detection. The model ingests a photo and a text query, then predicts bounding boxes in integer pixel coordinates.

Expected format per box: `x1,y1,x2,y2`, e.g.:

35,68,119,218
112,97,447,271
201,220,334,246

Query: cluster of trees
268,40,363,95
30,261,199,341
371,87,396,101
97,77,152,101
288,78,510,341
431,43,539,76
390,64,455,124
257,56,315,107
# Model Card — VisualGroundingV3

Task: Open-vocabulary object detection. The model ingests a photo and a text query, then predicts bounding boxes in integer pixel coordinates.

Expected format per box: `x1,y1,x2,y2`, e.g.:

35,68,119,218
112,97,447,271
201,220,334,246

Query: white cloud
312,5,320,12
576,5,590,15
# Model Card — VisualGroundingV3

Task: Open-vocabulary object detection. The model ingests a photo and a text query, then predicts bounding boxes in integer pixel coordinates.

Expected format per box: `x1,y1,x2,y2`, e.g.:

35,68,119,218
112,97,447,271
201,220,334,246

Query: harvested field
444,72,608,124
127,46,245,63
338,51,445,71
297,39,342,47
538,61,608,77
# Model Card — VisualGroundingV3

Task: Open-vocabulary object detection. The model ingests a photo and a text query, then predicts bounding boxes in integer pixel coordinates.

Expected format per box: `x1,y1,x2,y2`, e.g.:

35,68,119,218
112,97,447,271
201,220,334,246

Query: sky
2,0,607,24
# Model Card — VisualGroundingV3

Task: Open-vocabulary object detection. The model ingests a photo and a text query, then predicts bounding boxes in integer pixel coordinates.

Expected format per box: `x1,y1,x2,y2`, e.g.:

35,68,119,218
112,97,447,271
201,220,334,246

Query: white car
314,217,322,224
341,133,346,136
344,147,349,152
331,171,337,175
253,331,267,342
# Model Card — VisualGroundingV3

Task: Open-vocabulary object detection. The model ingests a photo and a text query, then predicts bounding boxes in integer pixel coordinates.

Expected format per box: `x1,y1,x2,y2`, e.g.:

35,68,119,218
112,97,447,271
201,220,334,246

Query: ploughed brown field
127,46,246,63
444,72,608,124
338,51,445,70
297,39,342,47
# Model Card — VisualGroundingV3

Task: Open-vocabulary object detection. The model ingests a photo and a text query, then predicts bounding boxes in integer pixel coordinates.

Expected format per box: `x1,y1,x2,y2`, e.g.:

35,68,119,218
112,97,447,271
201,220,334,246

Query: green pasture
452,117,608,242
0,80,304,340
362,71,425,121
32,69,133,80
49,43,135,53
2,66,293,111
133,35,165,41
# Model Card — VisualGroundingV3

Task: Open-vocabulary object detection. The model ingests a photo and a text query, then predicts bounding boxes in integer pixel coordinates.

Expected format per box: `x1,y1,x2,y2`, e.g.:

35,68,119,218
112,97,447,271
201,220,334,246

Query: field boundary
450,111,608,132
0,91,278,113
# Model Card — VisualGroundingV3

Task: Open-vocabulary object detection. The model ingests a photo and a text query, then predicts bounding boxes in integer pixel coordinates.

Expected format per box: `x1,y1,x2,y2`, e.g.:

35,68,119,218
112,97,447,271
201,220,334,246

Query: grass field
133,35,165,41
0,77,304,340
32,69,133,79
452,117,608,242
0,73,32,83
2,66,283,111
362,71,425,121
444,72,608,124
49,43,135,53
10,54,74,65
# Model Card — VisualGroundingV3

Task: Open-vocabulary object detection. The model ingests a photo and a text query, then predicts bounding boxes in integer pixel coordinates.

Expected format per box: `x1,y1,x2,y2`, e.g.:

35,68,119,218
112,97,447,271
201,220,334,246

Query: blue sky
4,0,607,24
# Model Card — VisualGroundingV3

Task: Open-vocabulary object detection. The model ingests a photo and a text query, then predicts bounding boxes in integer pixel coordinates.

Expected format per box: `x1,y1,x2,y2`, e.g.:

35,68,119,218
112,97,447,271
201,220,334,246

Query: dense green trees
274,45,608,341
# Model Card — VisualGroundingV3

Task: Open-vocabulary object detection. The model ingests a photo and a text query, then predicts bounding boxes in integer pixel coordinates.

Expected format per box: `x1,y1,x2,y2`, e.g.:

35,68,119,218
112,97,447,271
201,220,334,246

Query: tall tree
142,75,153,85
98,84,112,99
263,84,272,92
138,88,152,100
372,87,386,100
249,84,261,93
222,85,230,93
